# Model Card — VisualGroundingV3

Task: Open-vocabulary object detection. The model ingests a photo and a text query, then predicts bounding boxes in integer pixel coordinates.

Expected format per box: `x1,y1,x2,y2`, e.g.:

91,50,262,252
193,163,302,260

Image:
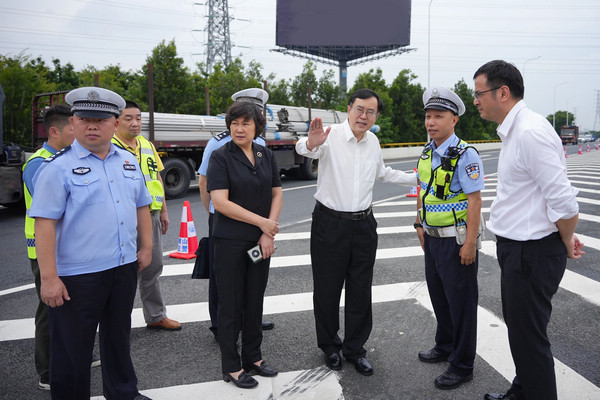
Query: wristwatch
413,223,423,229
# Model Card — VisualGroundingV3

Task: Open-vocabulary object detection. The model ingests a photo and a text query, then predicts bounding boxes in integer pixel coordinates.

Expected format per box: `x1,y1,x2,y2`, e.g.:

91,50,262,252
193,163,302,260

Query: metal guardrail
380,139,501,148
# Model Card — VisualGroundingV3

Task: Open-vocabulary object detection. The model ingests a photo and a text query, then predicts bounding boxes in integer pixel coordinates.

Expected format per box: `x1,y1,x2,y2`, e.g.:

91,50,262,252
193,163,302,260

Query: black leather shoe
324,352,342,370
418,348,449,363
484,392,518,399
349,357,373,376
223,371,258,389
434,370,473,390
261,321,275,330
244,360,278,377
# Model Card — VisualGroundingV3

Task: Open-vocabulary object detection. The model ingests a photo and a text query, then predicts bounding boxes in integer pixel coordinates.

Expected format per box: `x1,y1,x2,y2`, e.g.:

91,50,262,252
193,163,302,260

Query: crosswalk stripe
91,368,344,400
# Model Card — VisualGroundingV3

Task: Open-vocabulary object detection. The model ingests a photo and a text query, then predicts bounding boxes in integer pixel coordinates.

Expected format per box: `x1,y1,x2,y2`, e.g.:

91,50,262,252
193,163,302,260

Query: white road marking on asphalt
0,283,34,296
91,368,344,400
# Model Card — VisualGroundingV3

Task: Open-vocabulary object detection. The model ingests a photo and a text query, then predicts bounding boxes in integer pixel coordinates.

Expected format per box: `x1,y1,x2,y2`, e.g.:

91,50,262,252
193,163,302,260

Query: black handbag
191,237,210,279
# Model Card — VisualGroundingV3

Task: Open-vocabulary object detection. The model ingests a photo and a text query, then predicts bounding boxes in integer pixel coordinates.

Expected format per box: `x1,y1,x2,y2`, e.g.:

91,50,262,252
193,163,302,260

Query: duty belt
316,201,372,221
424,225,457,238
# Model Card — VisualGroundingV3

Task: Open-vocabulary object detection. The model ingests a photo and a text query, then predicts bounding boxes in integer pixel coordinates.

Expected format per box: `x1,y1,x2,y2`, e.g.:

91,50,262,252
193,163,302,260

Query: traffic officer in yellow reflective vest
23,104,74,390
112,100,182,331
414,86,484,390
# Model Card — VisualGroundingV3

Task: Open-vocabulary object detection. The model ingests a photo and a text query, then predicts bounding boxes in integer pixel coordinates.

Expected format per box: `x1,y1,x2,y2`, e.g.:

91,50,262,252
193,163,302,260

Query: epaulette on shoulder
214,130,230,141
44,145,71,162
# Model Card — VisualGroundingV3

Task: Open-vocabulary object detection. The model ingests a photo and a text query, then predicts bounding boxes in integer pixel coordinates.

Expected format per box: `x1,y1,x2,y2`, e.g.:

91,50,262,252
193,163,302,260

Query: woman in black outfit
207,101,283,389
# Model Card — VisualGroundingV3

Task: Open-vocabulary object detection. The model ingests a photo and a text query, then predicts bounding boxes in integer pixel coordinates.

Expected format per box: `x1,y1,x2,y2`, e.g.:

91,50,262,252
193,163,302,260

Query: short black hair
123,100,140,111
473,60,524,100
225,101,266,138
43,104,72,134
348,88,384,113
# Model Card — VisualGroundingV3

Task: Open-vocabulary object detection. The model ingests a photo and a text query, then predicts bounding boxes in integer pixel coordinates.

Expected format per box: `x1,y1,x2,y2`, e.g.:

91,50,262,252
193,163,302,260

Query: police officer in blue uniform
414,86,484,390
198,88,274,341
30,87,153,400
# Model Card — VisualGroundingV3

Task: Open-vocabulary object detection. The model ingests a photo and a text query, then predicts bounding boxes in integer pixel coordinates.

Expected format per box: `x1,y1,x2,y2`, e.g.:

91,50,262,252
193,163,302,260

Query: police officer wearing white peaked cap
414,85,484,390
423,86,466,116
30,86,153,399
231,88,269,110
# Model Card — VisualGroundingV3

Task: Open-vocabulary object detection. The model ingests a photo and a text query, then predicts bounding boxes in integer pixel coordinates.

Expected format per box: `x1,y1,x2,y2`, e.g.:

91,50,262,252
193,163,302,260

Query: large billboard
276,0,411,50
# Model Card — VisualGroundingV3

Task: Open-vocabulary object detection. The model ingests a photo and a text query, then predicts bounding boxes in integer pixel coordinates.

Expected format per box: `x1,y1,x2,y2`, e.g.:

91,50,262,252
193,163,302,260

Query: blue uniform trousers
48,262,140,400
424,234,478,375
496,232,566,400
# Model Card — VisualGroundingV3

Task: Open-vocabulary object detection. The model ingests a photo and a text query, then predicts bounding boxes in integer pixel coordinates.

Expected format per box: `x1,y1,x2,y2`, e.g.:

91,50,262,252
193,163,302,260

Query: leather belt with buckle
316,201,372,221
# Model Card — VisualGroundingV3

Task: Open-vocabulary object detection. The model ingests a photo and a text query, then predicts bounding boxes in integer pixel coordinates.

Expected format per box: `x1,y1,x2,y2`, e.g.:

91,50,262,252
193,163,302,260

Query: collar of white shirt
496,100,526,140
342,119,371,144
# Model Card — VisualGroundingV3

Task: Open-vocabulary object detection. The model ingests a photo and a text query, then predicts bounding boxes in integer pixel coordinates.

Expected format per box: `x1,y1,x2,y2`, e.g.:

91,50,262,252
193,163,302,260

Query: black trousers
48,262,139,400
214,237,270,373
496,232,566,400
207,213,218,335
310,203,378,360
423,234,478,374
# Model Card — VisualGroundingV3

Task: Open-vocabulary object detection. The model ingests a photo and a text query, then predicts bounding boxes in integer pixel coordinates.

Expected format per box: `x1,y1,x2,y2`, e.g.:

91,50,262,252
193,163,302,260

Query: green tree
453,79,498,141
547,111,575,134
49,58,79,91
129,39,195,114
78,65,134,95
387,69,424,143
289,61,318,107
206,58,262,115
265,73,290,105
0,53,55,147
316,69,344,110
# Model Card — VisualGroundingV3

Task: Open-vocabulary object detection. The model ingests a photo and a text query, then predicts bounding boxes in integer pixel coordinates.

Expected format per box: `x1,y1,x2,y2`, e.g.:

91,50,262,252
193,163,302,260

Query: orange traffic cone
564,146,568,158
407,168,419,198
578,144,583,155
169,200,198,259
586,143,590,152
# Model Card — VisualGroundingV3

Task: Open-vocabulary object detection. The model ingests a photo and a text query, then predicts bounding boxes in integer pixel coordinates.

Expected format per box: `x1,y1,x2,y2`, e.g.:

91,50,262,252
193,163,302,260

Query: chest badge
72,167,91,175
123,163,137,171
256,151,263,158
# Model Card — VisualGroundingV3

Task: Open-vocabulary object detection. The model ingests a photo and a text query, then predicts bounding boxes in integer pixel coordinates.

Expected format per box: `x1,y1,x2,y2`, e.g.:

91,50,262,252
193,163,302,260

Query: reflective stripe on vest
417,140,474,227
112,135,164,211
23,148,53,259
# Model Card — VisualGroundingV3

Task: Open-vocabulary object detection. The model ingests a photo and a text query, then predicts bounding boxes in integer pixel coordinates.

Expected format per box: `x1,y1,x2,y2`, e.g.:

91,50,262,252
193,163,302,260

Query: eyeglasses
474,86,503,100
351,106,378,118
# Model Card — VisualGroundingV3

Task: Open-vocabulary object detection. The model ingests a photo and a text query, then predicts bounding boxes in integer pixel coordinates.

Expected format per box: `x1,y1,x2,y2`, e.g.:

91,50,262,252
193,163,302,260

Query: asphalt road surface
1,146,599,400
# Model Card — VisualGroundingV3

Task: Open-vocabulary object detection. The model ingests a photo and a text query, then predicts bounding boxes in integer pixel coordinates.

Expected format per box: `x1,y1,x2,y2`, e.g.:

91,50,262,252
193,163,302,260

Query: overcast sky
1,0,599,131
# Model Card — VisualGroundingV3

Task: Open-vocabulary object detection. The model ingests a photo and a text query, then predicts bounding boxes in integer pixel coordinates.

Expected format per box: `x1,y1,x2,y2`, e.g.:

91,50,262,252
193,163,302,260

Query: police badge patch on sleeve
465,163,480,180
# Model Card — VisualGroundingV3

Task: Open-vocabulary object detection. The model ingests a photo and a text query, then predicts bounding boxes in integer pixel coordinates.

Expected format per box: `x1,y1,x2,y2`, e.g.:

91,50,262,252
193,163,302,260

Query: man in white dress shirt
473,60,584,400
295,88,415,376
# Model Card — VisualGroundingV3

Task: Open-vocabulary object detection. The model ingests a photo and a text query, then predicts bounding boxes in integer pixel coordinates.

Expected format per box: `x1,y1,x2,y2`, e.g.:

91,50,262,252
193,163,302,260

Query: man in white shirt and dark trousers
295,89,415,376
473,60,584,400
